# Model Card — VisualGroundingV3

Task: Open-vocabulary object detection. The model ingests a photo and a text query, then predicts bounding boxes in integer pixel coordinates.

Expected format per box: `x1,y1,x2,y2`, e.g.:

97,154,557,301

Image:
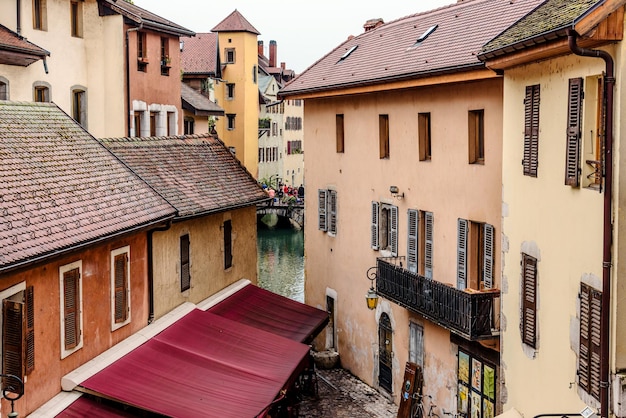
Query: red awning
56,396,137,417
209,284,329,343
77,309,310,418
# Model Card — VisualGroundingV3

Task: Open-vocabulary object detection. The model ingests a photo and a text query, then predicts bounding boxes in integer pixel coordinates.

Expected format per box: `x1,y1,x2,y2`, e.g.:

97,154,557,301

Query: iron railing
375,257,500,340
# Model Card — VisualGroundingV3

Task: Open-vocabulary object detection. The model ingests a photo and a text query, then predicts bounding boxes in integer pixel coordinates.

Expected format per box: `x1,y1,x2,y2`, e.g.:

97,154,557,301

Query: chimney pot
269,40,277,67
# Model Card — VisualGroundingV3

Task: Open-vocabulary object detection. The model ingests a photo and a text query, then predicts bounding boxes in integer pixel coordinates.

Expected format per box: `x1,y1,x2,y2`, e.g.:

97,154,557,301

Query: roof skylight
414,25,438,45
337,45,358,63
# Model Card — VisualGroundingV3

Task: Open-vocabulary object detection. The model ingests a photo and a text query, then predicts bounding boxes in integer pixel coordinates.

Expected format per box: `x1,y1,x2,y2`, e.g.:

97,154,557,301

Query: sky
132,0,456,74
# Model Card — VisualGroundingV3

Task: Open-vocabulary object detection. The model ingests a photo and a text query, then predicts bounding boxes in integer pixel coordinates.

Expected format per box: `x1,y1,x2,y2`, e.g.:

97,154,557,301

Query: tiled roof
280,0,543,97
0,24,49,66
481,0,603,58
212,10,261,35
0,102,176,271
100,0,194,36
181,83,224,115
181,33,219,75
98,135,269,218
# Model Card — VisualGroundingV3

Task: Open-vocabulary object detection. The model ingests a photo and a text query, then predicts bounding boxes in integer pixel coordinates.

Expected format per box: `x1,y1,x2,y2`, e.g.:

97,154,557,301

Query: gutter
173,198,271,223
568,30,614,418
125,22,143,136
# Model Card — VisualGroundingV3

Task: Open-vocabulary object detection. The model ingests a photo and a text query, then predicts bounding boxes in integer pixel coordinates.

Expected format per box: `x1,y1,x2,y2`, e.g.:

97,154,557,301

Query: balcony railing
375,257,500,341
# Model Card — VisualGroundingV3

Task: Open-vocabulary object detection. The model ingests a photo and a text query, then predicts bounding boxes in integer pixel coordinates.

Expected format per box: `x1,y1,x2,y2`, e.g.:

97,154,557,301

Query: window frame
468,109,485,164
111,246,131,331
225,48,235,64
418,112,431,161
371,202,397,256
227,114,236,130
409,322,424,368
379,114,390,159
0,77,8,101
33,82,51,103
180,234,191,292
160,37,170,76
457,219,494,290
523,84,540,177
184,117,194,135
137,32,148,72
223,220,233,270
71,87,87,129
336,114,345,153
457,350,496,417
32,0,47,31
70,1,83,38
226,83,235,100
59,261,83,359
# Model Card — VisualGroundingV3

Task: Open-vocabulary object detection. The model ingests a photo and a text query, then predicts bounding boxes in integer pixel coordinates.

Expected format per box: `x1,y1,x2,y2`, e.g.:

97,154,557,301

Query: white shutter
457,218,468,289
390,206,398,256
407,210,418,273
329,190,338,235
318,189,328,231
483,223,494,289
371,202,379,250
424,212,433,279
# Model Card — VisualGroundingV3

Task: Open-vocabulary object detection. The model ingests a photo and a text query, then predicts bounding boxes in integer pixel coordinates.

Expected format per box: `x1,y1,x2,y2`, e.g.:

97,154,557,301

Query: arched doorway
378,312,393,392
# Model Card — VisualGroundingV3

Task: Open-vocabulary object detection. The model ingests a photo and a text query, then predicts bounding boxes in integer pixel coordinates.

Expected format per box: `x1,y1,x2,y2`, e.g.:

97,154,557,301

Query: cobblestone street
299,368,398,418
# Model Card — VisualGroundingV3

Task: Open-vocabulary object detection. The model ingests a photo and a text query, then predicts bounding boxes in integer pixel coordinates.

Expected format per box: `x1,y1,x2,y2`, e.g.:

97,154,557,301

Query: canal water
257,226,305,303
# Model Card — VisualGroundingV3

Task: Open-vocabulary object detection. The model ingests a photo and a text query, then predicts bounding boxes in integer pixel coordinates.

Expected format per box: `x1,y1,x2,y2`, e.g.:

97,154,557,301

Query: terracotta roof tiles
181,83,224,115
212,10,261,35
181,33,219,75
100,0,194,36
0,24,49,66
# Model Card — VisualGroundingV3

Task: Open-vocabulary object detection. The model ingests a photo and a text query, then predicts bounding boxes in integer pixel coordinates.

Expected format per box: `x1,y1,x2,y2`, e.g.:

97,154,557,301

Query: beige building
280,1,542,415
479,1,626,416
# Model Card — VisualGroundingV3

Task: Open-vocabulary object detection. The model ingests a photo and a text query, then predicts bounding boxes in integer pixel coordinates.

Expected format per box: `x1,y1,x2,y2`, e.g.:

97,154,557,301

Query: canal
257,225,305,303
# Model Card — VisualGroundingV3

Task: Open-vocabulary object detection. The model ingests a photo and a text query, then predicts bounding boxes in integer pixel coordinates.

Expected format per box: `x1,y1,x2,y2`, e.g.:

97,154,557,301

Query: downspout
16,0,21,36
147,220,172,324
568,30,614,418
126,23,143,137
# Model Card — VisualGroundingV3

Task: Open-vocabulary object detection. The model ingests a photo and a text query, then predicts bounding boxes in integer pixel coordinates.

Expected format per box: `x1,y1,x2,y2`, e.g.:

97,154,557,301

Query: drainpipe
16,0,21,36
568,30,614,418
147,220,172,324
126,23,143,137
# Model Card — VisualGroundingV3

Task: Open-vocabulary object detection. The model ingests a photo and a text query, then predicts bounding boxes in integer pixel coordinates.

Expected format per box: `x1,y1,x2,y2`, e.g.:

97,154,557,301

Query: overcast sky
132,0,456,74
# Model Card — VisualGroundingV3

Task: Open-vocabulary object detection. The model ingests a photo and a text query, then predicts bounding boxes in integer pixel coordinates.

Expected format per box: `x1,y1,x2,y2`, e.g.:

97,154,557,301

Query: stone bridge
257,203,304,229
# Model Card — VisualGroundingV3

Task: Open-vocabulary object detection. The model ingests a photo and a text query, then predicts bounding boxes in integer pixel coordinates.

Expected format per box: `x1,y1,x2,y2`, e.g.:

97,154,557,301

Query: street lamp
0,374,23,418
366,266,379,310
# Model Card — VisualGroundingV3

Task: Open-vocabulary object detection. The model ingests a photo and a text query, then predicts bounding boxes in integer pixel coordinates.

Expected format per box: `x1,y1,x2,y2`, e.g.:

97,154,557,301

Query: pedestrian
267,188,275,205
298,184,304,200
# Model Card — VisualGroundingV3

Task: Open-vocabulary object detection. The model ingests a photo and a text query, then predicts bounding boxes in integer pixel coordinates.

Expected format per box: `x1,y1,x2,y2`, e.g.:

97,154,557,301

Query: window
287,140,302,155
379,114,389,159
167,111,175,135
253,65,257,83
523,85,540,177
521,253,537,348
223,220,232,269
184,117,194,135
160,37,170,76
318,189,337,235
33,82,50,102
582,75,603,188
0,78,9,100
418,113,431,161
468,110,484,164
133,111,143,137
579,282,601,401
150,111,157,136
32,0,47,30
180,234,190,292
336,114,345,153
70,1,82,38
111,247,130,330
409,322,424,368
457,350,496,418
227,114,236,130
407,209,433,278
564,78,583,187
371,202,398,256
2,283,34,392
457,219,494,290
137,32,147,72
226,83,235,100
225,48,235,64
60,261,83,358
71,88,87,128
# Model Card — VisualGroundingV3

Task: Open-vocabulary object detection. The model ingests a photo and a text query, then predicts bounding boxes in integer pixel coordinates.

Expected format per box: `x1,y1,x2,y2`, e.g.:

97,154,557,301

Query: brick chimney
269,40,277,67
258,40,264,57
363,18,384,32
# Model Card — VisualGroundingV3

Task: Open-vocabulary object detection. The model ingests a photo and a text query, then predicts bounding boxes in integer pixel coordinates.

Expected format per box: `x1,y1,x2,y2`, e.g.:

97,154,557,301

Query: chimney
363,18,384,32
258,40,264,57
269,40,277,67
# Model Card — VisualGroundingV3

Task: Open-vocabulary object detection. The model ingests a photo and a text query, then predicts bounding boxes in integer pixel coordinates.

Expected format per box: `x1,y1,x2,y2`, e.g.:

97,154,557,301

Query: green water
257,227,304,302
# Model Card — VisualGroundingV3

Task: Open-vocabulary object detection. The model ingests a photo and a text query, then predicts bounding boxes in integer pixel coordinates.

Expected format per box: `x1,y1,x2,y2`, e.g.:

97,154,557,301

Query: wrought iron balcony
375,257,500,341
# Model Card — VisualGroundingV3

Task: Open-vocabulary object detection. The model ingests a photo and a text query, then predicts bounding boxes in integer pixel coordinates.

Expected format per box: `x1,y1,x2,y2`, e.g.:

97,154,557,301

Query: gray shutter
483,223,494,289
424,212,433,279
579,283,602,401
521,254,537,348
565,78,583,186
390,206,398,256
329,190,337,235
523,85,540,177
407,210,419,273
457,219,468,289
371,201,379,250
318,189,328,231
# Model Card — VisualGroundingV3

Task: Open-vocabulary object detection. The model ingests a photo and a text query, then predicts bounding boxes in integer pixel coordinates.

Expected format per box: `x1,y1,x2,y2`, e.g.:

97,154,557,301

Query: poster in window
458,383,469,413
471,358,482,391
470,391,481,418
483,365,495,400
483,399,494,418
459,351,470,383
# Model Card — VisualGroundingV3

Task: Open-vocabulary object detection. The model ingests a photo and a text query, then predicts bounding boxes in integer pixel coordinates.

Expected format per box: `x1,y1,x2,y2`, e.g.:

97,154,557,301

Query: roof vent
414,25,438,45
337,45,358,63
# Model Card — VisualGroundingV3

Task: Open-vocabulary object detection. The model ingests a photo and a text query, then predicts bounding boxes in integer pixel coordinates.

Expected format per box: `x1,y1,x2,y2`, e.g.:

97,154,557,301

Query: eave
0,48,48,66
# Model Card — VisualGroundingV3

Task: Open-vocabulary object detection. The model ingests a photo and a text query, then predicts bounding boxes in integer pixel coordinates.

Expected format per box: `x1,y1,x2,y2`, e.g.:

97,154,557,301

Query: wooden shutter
407,210,419,273
180,235,190,291
390,206,398,256
25,286,34,374
483,224,494,289
565,78,583,186
3,299,24,391
318,189,328,231
328,190,337,235
114,253,128,323
579,283,602,401
63,268,81,350
424,212,433,279
457,219,468,289
371,202,380,250
523,85,540,177
224,220,233,269
521,254,537,348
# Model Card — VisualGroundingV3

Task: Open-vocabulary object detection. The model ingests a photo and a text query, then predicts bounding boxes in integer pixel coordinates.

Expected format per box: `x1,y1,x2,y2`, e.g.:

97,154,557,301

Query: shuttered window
328,190,337,236
318,189,328,231
458,219,494,290
565,78,583,186
523,85,540,177
2,285,35,392
407,210,419,273
180,234,191,292
223,220,233,269
390,206,398,256
579,283,601,401
379,114,390,159
63,268,81,350
371,201,380,250
424,212,433,279
25,286,34,374
113,252,128,324
521,253,537,348
483,224,494,289
457,219,468,289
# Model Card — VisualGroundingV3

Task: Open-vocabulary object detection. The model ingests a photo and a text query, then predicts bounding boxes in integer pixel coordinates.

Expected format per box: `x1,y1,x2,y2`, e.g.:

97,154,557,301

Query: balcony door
378,313,393,392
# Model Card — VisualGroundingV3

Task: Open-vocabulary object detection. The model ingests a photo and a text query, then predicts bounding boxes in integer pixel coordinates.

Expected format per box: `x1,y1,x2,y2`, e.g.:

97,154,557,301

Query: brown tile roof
98,135,269,219
100,0,195,36
280,0,543,97
480,0,604,59
0,102,175,271
181,33,219,75
0,24,49,67
212,10,261,35
181,83,225,116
